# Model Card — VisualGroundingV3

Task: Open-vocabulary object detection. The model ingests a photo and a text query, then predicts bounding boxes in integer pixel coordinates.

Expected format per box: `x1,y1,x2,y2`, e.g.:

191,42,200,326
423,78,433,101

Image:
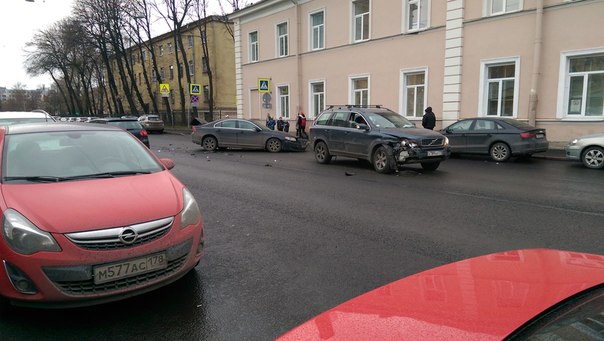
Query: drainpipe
292,0,302,113
528,0,543,126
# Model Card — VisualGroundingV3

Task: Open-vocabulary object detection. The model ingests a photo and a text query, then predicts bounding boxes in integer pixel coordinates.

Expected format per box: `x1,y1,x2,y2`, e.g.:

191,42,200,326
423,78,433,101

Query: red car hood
278,249,604,340
1,172,182,233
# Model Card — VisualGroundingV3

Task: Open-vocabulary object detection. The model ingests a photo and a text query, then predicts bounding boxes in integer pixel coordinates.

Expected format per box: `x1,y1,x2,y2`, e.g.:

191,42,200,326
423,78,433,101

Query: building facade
230,0,604,141
118,16,236,123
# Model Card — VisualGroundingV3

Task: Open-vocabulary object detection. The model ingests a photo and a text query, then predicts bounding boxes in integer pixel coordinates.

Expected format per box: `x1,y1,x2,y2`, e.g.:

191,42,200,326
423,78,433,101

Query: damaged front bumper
393,142,450,164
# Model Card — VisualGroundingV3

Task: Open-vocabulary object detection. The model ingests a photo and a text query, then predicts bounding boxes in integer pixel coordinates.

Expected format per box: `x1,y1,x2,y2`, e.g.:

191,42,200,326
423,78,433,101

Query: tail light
520,132,536,139
192,126,198,133
140,129,149,137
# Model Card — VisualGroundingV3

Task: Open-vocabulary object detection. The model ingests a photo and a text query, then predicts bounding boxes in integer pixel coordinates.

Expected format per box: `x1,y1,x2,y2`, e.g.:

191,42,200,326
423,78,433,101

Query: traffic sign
191,95,199,103
258,78,270,93
190,84,201,95
160,83,170,97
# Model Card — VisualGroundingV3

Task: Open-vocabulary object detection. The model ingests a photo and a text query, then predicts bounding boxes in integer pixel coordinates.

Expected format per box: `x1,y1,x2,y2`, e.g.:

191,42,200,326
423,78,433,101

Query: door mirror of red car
160,158,175,170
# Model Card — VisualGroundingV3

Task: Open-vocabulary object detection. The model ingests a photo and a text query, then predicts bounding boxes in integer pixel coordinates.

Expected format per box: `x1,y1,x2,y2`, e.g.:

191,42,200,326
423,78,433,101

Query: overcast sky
0,0,226,90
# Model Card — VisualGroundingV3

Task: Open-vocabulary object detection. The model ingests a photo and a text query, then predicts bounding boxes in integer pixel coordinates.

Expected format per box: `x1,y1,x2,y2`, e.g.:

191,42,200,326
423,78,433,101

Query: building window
487,0,522,16
353,0,370,42
249,31,259,62
278,85,290,118
401,70,426,118
138,73,142,85
407,0,429,31
188,35,193,48
310,11,325,50
351,76,369,105
159,45,164,56
152,69,157,82
277,22,288,57
202,57,209,73
179,63,183,78
564,54,604,117
480,58,519,117
141,50,147,61
169,65,174,80
188,60,195,76
203,85,210,103
160,67,165,80
310,81,325,120
168,43,173,54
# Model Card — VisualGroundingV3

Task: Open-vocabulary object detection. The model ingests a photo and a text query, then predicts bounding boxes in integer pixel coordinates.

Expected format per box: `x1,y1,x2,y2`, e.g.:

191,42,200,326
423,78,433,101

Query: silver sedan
565,133,604,169
191,118,308,152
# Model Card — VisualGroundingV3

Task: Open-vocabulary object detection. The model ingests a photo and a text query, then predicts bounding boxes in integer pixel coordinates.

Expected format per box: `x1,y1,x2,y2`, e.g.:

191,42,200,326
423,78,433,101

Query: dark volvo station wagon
310,105,450,173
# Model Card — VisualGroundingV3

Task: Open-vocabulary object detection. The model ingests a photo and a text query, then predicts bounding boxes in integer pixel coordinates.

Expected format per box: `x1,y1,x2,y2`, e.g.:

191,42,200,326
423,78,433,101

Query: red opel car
278,249,604,340
0,123,204,310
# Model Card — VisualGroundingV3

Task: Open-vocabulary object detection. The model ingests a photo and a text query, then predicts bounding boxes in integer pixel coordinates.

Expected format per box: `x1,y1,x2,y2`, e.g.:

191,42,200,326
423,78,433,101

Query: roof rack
326,104,384,109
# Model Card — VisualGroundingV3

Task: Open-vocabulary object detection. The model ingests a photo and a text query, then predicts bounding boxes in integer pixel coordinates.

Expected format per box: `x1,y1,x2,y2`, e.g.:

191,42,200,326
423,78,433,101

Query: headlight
2,209,61,255
285,136,297,142
444,136,449,146
180,188,201,229
400,138,418,148
569,138,579,146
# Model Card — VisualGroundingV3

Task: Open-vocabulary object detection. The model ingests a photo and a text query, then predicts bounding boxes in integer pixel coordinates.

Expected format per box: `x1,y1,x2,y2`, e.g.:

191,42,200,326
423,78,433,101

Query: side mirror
160,158,175,170
356,123,369,131
255,127,262,132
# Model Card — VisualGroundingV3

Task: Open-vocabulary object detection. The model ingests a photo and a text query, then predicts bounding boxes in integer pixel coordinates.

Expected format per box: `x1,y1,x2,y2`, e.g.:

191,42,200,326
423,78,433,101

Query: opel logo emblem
119,228,138,245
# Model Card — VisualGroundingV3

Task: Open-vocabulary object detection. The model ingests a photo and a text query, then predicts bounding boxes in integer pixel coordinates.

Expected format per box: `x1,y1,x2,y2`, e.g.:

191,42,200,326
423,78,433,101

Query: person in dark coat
422,106,436,130
276,117,284,131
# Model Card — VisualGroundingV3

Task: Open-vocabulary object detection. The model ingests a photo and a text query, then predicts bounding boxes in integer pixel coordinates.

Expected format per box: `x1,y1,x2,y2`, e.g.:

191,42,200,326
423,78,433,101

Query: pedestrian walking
422,106,436,130
284,120,290,132
299,113,308,138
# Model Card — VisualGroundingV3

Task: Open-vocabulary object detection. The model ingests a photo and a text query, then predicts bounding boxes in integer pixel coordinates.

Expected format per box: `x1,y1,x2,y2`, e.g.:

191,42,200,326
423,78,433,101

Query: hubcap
375,150,387,170
585,150,604,167
316,145,325,160
268,140,280,151
203,139,215,150
492,145,508,161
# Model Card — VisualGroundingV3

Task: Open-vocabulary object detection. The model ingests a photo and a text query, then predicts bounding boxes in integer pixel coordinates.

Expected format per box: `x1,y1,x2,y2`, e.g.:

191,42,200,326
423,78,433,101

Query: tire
489,142,511,162
372,145,395,174
581,146,604,169
266,138,282,153
314,141,332,164
421,162,440,171
202,136,218,151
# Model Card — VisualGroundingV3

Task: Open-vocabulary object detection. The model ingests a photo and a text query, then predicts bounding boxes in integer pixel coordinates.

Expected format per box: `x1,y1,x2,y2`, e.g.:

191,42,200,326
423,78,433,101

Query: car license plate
93,253,167,284
427,150,443,157
536,133,544,139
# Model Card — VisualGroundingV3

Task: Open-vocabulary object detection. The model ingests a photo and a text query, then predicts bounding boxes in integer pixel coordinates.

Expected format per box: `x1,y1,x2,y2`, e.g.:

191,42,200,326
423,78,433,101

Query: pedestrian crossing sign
160,83,170,97
190,84,201,95
258,78,270,93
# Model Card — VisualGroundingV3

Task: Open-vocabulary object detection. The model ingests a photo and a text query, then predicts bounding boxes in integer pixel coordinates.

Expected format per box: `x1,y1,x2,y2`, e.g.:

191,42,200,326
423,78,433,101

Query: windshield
3,130,162,183
365,111,415,129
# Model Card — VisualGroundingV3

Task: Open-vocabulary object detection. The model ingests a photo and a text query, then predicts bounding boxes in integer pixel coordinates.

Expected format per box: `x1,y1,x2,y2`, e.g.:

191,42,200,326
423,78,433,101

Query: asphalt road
1,132,603,340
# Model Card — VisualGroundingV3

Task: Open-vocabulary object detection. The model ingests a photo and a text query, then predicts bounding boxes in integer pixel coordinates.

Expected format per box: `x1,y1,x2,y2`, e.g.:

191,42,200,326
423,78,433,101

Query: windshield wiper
65,171,152,179
4,176,68,183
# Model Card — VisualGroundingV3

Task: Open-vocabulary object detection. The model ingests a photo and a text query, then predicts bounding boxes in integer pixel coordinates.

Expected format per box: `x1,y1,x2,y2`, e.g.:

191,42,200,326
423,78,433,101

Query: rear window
315,112,333,126
147,115,161,121
502,119,536,130
108,121,142,130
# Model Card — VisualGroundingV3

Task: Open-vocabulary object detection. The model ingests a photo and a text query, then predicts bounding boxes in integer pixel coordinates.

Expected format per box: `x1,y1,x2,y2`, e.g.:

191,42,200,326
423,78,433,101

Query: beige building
122,16,236,122
230,0,604,142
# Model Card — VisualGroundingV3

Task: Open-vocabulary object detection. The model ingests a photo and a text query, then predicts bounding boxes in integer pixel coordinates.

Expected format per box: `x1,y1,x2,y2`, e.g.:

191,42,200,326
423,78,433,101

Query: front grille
421,138,445,147
52,255,187,295
65,217,174,250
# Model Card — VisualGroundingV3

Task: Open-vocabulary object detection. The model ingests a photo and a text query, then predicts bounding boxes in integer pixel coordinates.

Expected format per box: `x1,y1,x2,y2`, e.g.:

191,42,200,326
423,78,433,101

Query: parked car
277,249,604,340
192,118,308,152
0,122,204,310
310,105,450,173
90,118,150,148
440,118,548,162
138,114,165,134
0,111,56,126
565,133,604,169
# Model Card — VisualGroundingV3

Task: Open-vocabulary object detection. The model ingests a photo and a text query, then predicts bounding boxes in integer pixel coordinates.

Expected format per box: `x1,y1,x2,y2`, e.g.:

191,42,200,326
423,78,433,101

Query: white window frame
351,0,371,43
277,84,291,119
478,57,520,118
168,43,173,54
484,0,523,16
309,10,325,51
349,75,371,106
159,45,164,57
557,48,604,120
249,31,259,63
399,67,428,118
309,80,326,120
276,22,289,57
188,60,195,76
405,0,430,32
188,35,194,48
